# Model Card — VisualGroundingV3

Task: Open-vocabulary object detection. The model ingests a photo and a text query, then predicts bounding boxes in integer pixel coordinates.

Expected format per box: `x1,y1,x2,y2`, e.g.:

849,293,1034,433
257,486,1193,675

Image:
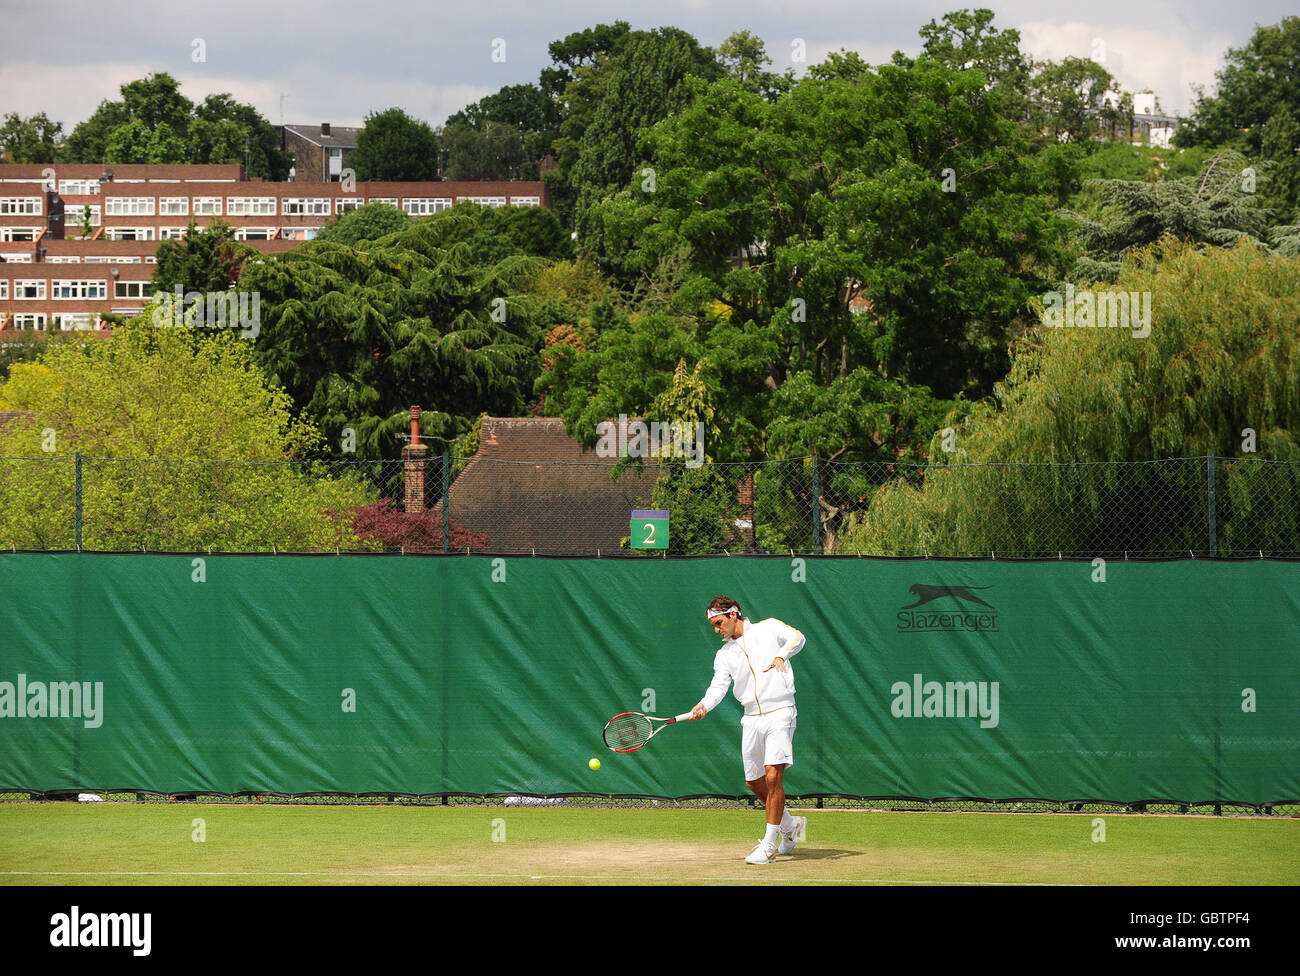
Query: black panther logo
901,584,995,609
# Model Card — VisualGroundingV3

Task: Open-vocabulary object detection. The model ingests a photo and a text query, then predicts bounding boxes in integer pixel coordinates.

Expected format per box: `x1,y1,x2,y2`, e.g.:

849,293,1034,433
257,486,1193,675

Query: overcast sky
1,0,1293,131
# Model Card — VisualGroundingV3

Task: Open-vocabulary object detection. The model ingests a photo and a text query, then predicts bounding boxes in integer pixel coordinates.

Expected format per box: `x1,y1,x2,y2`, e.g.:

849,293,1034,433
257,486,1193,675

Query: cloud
1017,20,1230,114
0,59,493,132
0,1,1266,130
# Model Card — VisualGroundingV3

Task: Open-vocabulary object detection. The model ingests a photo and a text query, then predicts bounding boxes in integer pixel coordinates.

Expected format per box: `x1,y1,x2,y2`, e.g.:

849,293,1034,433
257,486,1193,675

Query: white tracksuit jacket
699,617,806,717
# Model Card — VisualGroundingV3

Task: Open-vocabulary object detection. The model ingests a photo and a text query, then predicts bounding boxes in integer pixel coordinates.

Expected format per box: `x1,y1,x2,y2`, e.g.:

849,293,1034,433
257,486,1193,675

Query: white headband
706,606,740,619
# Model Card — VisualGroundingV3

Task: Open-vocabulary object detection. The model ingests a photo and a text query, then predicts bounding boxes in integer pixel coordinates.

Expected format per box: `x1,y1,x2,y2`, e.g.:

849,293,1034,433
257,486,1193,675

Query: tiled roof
446,417,659,554
283,125,362,148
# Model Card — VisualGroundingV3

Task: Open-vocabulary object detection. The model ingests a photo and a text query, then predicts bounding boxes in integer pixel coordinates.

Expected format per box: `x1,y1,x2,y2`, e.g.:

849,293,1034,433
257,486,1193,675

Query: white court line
0,871,1083,886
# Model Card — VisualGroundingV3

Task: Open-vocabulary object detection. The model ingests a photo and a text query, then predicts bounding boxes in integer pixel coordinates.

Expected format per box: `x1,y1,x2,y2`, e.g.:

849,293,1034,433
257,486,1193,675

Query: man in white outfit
689,594,808,864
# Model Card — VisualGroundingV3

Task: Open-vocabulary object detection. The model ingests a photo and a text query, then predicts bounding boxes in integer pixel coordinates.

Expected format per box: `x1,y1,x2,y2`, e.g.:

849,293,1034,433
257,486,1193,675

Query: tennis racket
602,711,694,753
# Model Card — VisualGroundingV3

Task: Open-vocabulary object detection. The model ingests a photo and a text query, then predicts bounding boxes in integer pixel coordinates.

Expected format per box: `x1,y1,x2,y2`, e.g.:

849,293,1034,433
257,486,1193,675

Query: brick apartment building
0,163,550,331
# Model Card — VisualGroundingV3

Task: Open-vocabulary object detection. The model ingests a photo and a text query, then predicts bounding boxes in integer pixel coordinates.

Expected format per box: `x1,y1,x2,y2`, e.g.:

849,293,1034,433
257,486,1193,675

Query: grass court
2,803,1296,886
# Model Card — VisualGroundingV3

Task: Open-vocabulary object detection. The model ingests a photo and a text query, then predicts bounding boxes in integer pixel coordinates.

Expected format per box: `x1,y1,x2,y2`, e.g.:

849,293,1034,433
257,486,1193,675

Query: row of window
2,256,152,265
92,228,186,241
58,204,102,226
2,195,542,220
27,255,147,265
1,280,170,300
0,197,42,215
0,312,105,331
60,180,100,196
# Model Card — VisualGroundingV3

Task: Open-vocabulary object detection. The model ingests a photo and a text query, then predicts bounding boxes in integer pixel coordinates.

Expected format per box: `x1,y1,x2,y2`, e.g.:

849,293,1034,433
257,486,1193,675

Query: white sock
763,823,781,848
779,807,794,831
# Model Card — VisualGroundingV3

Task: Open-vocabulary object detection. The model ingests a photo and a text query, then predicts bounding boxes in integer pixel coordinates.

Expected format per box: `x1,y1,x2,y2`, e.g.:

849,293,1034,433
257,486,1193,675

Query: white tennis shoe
778,815,807,854
745,840,778,864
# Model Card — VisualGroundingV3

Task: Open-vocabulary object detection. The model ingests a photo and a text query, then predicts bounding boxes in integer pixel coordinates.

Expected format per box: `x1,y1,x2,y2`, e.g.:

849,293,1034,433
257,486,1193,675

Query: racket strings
603,713,653,751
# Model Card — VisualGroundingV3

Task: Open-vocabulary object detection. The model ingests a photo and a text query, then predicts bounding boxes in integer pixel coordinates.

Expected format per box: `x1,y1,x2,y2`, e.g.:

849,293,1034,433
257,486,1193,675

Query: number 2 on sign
643,522,656,545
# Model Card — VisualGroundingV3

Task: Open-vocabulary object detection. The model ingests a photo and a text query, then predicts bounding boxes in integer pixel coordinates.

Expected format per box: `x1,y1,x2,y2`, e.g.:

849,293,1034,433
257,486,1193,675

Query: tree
0,112,63,162
106,119,189,164
566,27,723,246
315,198,570,262
716,30,786,99
642,358,740,554
1076,143,1220,184
584,59,1064,402
313,201,409,247
59,74,290,178
445,82,560,170
119,73,193,132
542,24,719,229
1177,18,1300,219
534,22,635,224
438,121,525,180
350,108,439,182
0,332,79,381
81,73,195,164
238,207,549,459
61,99,129,163
193,93,292,180
915,8,1033,123
1063,151,1274,281
346,498,487,551
189,117,247,166
540,21,632,98
152,219,253,292
434,202,572,264
1028,57,1130,145
842,240,1300,556
76,203,94,237
0,321,374,551
1177,17,1299,151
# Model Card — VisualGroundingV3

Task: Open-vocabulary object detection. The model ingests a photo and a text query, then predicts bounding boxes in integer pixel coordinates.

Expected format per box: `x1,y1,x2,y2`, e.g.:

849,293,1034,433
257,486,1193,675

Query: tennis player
689,594,808,864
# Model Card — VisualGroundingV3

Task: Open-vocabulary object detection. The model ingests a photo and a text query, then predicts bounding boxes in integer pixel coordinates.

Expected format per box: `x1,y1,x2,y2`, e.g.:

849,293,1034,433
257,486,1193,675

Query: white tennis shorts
741,708,796,782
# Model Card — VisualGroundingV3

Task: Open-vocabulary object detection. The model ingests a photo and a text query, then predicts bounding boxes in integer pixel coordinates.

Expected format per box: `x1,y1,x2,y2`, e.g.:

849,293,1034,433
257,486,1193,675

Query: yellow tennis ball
589,757,601,771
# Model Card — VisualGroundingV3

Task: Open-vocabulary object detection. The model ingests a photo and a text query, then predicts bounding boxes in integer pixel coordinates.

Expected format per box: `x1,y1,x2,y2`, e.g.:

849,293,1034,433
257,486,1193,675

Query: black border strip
5,788,1296,812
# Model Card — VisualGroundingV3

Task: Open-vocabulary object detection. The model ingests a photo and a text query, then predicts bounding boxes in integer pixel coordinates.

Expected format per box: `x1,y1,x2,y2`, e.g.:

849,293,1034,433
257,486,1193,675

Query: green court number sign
630,509,669,549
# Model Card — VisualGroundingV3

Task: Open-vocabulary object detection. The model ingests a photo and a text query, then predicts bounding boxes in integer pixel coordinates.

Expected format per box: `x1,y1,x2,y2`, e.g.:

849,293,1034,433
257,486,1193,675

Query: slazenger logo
0,674,103,728
50,906,151,956
897,584,998,633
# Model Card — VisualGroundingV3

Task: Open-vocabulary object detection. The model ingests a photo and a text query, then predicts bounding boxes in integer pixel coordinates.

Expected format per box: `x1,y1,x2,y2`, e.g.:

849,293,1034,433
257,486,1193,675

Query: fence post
441,451,450,554
812,454,821,555
1206,453,1217,557
74,451,83,551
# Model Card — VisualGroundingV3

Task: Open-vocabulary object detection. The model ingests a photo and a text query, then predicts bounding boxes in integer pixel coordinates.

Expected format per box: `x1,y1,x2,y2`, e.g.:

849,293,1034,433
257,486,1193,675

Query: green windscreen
1,554,1295,805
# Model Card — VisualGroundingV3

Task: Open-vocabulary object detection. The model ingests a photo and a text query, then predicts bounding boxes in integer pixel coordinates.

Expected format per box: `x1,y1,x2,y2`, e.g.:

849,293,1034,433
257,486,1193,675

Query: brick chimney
737,470,755,548
321,122,331,137
737,471,754,508
402,405,429,513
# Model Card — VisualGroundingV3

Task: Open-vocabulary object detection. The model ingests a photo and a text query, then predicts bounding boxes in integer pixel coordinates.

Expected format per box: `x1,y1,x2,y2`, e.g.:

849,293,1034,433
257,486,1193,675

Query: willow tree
843,240,1300,556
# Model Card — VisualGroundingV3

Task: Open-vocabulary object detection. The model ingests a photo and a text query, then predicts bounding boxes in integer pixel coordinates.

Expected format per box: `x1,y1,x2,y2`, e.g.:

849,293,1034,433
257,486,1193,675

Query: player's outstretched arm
693,664,730,719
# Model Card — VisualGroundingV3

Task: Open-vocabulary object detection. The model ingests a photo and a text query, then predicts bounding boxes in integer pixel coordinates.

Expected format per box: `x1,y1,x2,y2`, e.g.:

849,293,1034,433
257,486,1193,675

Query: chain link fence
2,790,1292,816
0,453,1296,556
